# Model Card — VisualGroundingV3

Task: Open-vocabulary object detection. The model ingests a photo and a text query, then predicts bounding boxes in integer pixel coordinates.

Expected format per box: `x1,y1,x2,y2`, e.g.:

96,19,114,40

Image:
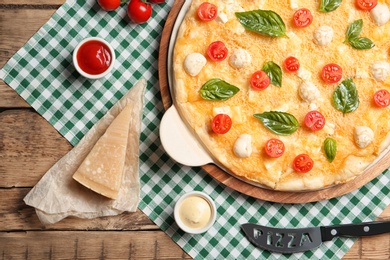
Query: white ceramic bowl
73,37,116,79
174,191,216,234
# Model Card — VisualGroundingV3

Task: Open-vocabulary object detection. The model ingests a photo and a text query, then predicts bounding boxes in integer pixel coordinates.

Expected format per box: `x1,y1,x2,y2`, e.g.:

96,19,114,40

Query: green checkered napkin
1,0,389,259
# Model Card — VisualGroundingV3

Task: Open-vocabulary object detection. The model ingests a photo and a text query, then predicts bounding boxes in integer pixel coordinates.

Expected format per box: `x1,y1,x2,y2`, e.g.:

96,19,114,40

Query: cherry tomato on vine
127,0,152,24
250,70,270,90
373,89,390,108
293,8,313,28
284,56,300,72
211,114,232,134
264,138,285,158
149,0,165,3
98,0,121,11
321,63,342,84
197,2,218,21
292,154,314,173
207,41,228,62
356,0,378,10
304,110,326,131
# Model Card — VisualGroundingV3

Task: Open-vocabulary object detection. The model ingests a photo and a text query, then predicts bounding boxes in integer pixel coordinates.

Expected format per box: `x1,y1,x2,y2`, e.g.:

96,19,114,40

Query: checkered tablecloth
1,0,389,259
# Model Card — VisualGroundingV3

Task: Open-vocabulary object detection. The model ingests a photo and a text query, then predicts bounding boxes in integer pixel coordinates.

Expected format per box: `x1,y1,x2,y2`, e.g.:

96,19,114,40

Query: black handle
321,221,390,241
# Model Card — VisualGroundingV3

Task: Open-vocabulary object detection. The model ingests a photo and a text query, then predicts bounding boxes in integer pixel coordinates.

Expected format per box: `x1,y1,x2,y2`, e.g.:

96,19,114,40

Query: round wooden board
158,0,390,203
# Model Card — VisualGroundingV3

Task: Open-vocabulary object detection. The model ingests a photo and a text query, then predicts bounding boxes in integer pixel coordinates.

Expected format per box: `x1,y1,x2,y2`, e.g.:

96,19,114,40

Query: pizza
172,0,390,191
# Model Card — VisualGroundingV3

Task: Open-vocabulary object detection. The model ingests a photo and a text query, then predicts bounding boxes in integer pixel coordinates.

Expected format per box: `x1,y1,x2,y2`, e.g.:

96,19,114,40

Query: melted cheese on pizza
173,0,390,191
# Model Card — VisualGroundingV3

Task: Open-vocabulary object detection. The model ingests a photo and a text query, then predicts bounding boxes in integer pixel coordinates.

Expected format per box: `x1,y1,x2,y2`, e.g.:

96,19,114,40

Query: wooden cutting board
158,0,390,203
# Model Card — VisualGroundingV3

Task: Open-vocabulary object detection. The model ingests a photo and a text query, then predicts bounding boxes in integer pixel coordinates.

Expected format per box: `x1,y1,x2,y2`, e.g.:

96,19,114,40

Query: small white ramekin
73,37,116,80
174,191,216,234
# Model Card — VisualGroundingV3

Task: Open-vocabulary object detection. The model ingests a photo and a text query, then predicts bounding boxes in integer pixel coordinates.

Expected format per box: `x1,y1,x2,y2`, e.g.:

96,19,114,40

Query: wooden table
0,1,389,259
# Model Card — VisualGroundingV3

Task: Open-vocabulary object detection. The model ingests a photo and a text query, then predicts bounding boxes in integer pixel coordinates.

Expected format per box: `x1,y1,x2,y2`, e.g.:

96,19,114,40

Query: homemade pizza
172,0,390,191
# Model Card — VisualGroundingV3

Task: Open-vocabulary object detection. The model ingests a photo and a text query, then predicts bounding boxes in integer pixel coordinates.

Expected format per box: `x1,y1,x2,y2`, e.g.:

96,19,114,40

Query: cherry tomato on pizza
250,70,270,90
304,110,326,131
211,114,232,134
373,89,390,108
284,56,300,72
293,8,313,28
321,63,342,83
127,0,152,24
98,0,121,11
207,41,228,62
197,2,218,21
264,138,285,158
293,154,314,173
356,0,378,10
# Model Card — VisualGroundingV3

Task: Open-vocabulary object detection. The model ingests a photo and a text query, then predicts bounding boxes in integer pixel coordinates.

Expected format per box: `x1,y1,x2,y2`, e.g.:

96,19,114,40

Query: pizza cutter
160,105,213,166
241,221,390,254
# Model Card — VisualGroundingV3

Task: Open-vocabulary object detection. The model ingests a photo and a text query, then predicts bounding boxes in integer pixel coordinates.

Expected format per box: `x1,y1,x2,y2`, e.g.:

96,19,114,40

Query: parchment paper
23,79,146,225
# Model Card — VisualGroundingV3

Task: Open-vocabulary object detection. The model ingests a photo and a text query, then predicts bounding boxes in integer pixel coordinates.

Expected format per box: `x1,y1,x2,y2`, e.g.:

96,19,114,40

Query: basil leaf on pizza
346,19,363,41
253,111,299,136
262,61,282,87
320,0,342,12
199,78,240,101
349,37,375,50
345,19,375,50
332,78,359,114
235,10,287,37
324,138,337,162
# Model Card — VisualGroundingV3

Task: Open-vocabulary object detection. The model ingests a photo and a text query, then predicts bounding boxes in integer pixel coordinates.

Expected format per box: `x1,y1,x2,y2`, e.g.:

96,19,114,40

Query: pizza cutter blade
160,105,213,166
241,221,390,254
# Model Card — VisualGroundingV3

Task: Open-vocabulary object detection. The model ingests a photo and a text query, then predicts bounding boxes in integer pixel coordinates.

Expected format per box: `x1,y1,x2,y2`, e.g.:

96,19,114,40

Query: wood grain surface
0,1,388,259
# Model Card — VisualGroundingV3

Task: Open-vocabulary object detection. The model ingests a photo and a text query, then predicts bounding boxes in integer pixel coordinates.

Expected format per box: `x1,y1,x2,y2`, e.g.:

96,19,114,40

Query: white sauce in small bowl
174,191,216,234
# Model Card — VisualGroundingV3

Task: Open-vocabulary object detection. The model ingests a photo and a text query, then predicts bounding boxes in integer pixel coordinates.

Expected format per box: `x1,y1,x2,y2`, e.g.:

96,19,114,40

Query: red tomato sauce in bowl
73,37,115,79
77,40,111,75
